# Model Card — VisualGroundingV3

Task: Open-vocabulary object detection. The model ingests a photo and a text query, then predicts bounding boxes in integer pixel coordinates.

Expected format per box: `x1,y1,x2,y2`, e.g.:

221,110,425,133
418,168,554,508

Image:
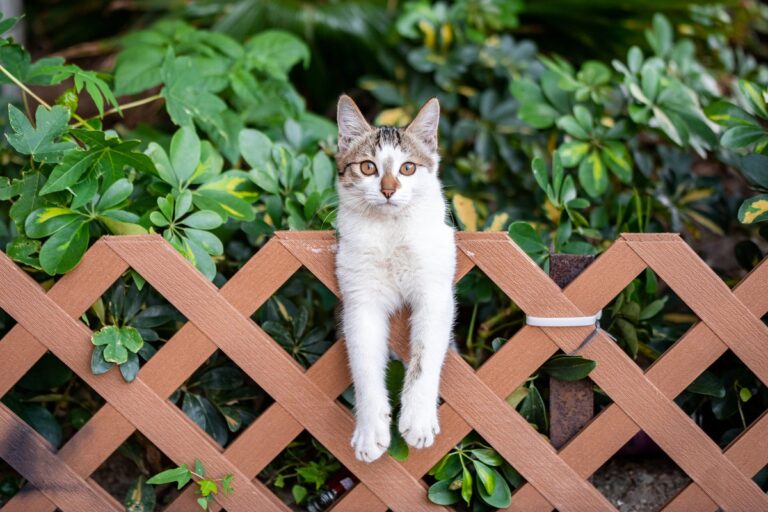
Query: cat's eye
360,160,377,176
400,162,416,176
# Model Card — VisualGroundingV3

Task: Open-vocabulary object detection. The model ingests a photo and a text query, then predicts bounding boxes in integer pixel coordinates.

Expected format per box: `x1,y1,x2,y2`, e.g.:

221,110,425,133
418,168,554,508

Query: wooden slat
463,237,768,511
510,253,768,511
0,250,283,512
103,236,442,512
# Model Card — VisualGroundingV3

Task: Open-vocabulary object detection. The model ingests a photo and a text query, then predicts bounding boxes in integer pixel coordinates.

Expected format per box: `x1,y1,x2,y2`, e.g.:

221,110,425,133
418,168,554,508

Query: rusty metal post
548,253,595,449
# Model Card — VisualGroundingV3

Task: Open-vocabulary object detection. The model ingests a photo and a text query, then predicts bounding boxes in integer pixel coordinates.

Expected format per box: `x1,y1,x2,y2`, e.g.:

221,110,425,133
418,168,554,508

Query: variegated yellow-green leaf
738,194,768,224
577,150,608,197
557,141,590,167
25,207,81,238
452,194,478,231
487,212,509,232
194,171,257,221
601,141,632,183
737,79,768,119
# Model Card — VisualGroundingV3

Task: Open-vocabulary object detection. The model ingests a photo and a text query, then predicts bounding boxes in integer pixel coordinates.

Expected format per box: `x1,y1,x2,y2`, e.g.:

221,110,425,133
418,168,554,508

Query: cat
334,95,456,463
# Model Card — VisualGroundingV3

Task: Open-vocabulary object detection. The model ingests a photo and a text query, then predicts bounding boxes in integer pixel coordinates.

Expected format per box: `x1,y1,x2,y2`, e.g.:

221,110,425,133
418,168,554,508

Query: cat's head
335,95,440,212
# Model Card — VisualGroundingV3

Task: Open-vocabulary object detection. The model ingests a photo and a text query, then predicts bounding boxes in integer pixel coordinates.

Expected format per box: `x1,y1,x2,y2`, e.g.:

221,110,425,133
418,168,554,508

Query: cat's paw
351,410,391,463
398,403,439,449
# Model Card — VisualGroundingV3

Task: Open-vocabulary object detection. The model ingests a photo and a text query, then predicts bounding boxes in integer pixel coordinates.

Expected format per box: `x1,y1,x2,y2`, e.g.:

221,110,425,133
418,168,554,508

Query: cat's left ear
406,97,440,151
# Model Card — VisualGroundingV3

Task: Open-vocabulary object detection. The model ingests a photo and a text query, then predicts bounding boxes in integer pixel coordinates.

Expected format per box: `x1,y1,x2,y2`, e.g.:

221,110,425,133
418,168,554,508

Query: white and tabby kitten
335,95,456,462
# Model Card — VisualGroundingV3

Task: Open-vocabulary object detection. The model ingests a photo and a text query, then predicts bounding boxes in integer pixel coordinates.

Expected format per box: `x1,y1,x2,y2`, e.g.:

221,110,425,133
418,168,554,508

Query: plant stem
71,93,164,128
0,63,53,109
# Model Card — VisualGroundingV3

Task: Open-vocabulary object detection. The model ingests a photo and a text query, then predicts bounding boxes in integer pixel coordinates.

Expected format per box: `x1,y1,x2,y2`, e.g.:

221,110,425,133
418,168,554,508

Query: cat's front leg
343,298,392,462
399,284,455,449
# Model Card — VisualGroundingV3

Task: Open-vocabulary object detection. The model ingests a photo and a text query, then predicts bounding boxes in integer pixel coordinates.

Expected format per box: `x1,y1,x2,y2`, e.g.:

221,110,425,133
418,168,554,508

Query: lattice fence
0,231,766,511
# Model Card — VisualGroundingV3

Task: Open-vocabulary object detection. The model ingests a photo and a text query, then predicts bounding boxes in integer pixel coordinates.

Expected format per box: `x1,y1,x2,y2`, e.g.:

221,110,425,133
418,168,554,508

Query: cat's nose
381,189,395,199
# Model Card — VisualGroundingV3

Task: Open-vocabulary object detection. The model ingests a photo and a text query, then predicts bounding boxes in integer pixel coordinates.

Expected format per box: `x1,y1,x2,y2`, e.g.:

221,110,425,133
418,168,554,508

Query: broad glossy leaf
738,154,768,188
541,354,596,381
91,345,115,375
519,383,547,431
147,142,177,186
508,222,547,256
556,115,589,140
194,171,257,221
184,229,223,256
721,125,767,149
5,105,73,163
182,393,228,446
180,210,223,229
170,127,201,184
97,178,133,211
245,30,310,78
477,468,512,508
461,466,473,504
473,460,496,495
25,207,81,238
687,371,726,398
120,352,140,382
20,404,62,448
705,100,757,128
99,210,148,235
737,79,768,119
39,219,89,274
428,479,460,505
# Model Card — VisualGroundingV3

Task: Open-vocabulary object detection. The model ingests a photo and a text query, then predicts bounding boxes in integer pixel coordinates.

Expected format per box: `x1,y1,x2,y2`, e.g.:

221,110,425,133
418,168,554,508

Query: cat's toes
351,415,391,463
398,405,439,449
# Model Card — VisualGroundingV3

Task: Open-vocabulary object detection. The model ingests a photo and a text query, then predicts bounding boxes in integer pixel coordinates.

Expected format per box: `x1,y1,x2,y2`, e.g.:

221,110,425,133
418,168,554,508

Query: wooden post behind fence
548,253,595,449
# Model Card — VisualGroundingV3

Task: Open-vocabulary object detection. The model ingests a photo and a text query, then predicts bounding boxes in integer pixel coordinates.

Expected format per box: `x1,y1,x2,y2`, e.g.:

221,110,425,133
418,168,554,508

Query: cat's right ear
337,95,371,153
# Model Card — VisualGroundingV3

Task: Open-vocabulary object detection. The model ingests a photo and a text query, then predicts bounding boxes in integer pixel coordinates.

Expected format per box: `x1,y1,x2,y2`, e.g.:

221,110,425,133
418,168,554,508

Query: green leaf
388,425,409,461
471,448,503,467
182,393,228,445
531,157,549,192
91,345,115,375
433,453,462,480
577,150,608,197
184,229,223,256
737,79,768,119
25,207,81,238
161,54,227,127
194,171,257,221
147,142,177,186
291,484,307,504
557,115,589,140
124,476,156,512
170,127,201,184
721,126,767,149
541,354,596,381
519,383,547,432
20,404,62,448
428,479,460,505
115,45,165,96
739,194,768,224
198,479,218,497
5,105,74,163
147,465,192,489
646,13,673,56
508,222,547,256
738,154,768,189
120,352,140,383
705,101,758,128
477,468,512,508
601,141,632,183
99,210,148,235
639,297,667,320
245,30,310,78
97,178,133,211
461,466,473,505
240,129,280,194
40,150,98,194
616,318,639,358
180,210,223,229
739,387,753,402
558,141,590,167
39,219,89,275
686,371,725,398
472,460,496,495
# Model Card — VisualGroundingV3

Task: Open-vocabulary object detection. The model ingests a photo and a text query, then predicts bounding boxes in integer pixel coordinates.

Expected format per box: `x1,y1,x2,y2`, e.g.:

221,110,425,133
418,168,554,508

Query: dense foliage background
0,0,767,509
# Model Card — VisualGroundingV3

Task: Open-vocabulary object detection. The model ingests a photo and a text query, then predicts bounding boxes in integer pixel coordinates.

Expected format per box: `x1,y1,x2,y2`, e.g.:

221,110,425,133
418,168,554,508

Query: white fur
336,128,456,463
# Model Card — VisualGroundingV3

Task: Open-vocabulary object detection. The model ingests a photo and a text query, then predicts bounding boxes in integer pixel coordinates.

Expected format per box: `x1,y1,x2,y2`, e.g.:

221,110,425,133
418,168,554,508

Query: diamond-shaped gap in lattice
252,268,338,369
455,266,527,368
420,430,525,511
170,349,273,448
1,351,105,451
91,430,182,510
591,451,691,511
599,268,698,369
675,348,767,453
84,272,187,381
257,430,352,510
0,458,24,505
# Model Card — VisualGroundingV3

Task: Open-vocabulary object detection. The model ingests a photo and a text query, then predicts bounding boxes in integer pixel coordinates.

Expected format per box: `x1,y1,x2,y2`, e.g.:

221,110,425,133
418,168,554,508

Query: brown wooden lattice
0,232,766,511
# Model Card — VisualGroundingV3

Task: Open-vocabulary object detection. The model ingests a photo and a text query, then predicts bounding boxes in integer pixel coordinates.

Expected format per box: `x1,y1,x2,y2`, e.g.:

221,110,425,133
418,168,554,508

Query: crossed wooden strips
0,232,765,511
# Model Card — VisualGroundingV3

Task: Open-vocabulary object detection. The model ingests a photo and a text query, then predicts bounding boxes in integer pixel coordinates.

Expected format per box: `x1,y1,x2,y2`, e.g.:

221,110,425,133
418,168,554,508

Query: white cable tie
525,310,602,327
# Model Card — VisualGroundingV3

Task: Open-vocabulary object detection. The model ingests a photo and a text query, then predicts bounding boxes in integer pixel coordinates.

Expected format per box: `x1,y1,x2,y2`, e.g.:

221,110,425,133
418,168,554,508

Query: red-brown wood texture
0,232,765,512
